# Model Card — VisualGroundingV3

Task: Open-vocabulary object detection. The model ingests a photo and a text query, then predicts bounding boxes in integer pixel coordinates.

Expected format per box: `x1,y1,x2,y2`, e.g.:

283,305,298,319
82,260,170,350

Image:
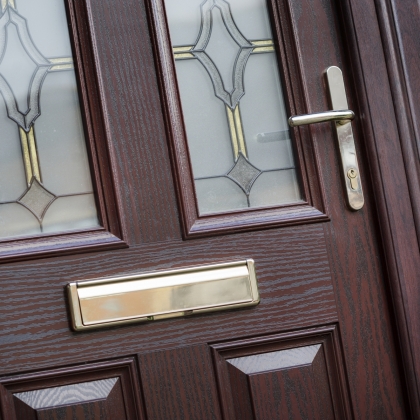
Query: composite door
0,0,413,419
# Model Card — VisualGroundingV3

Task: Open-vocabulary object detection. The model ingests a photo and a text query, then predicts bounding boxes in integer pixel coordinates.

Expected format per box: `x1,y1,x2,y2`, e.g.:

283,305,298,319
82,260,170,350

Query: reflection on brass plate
67,260,260,331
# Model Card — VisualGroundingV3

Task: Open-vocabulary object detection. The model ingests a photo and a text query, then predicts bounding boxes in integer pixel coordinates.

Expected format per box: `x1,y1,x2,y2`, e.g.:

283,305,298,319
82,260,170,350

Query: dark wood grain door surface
0,0,418,419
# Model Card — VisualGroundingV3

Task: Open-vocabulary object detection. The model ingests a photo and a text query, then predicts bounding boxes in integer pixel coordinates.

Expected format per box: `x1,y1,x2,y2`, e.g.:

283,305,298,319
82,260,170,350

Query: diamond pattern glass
18,179,55,221
166,0,302,214
0,0,99,239
227,153,261,194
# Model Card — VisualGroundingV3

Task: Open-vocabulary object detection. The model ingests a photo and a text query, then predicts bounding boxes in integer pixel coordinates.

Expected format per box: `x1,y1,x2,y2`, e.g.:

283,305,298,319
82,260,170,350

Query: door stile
338,0,420,416
374,0,420,416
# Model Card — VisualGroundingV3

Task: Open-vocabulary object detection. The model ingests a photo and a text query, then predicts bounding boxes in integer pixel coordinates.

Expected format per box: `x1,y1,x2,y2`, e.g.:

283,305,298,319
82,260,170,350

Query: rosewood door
0,0,418,419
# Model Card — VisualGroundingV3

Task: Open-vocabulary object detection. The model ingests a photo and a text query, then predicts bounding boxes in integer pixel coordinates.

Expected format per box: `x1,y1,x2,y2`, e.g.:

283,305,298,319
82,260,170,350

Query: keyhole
347,168,358,190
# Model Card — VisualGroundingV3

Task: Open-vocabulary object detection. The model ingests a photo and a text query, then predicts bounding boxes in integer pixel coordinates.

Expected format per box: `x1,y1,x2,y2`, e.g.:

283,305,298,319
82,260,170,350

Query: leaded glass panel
165,0,302,214
0,0,99,239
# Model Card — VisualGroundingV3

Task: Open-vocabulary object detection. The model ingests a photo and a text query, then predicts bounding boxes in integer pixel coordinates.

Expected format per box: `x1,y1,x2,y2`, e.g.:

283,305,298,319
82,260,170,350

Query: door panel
0,359,144,420
212,326,351,420
0,0,415,419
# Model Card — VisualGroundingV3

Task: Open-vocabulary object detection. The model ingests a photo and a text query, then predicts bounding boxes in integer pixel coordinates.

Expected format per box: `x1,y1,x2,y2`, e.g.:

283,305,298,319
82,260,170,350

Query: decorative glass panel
0,0,99,240
165,0,302,214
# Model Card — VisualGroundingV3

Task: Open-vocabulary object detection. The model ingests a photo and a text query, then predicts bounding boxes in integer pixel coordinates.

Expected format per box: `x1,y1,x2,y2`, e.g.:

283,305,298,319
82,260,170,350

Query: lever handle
288,109,355,127
288,66,364,211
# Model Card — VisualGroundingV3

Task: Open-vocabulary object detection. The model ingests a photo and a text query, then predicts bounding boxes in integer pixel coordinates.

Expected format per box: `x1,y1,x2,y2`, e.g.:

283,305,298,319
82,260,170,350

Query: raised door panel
0,359,144,420
227,346,331,420
212,325,351,420
14,379,118,420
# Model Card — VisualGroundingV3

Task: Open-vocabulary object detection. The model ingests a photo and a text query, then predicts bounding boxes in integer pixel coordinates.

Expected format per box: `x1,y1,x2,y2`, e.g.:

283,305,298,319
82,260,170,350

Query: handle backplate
326,66,364,210
288,66,364,210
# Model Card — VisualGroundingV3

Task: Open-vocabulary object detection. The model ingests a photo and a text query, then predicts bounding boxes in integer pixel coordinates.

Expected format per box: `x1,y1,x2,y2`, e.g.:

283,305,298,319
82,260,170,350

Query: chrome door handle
288,66,364,211
288,109,355,127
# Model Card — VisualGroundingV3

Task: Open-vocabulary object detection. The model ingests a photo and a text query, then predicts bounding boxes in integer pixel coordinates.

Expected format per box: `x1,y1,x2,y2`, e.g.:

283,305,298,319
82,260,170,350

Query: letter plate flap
67,260,260,331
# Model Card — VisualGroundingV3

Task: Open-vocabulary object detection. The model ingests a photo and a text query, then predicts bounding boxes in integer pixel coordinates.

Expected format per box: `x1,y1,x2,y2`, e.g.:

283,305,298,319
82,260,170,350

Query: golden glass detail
1,0,14,11
67,260,260,331
27,128,41,182
226,105,246,158
19,127,33,185
49,57,74,72
251,39,275,53
19,127,41,185
173,45,195,59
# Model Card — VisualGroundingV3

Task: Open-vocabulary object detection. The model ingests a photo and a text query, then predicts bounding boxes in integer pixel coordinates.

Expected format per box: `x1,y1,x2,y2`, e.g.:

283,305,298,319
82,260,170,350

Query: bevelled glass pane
166,0,303,215
0,0,99,240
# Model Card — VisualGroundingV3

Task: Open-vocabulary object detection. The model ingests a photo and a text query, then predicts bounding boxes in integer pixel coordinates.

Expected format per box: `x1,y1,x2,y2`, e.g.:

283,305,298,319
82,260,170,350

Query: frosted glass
37,72,94,194
227,0,272,40
195,178,248,214
0,0,99,240
176,60,234,178
0,107,27,202
42,195,99,234
249,170,301,208
165,0,272,44
165,1,202,45
0,24,37,113
205,7,240,93
241,54,292,170
166,0,302,215
18,0,73,57
0,204,40,238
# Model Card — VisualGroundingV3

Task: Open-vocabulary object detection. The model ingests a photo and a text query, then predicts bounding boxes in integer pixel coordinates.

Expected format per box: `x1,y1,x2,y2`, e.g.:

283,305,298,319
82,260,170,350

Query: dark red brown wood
0,358,144,420
0,224,337,373
0,0,417,418
211,325,352,420
69,0,127,239
337,0,420,415
387,0,420,173
83,0,182,245
0,229,123,263
138,345,222,420
36,401,108,420
371,1,420,414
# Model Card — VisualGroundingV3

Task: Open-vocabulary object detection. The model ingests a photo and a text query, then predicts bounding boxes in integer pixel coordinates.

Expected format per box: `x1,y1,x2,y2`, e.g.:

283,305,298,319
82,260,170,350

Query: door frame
339,0,420,416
